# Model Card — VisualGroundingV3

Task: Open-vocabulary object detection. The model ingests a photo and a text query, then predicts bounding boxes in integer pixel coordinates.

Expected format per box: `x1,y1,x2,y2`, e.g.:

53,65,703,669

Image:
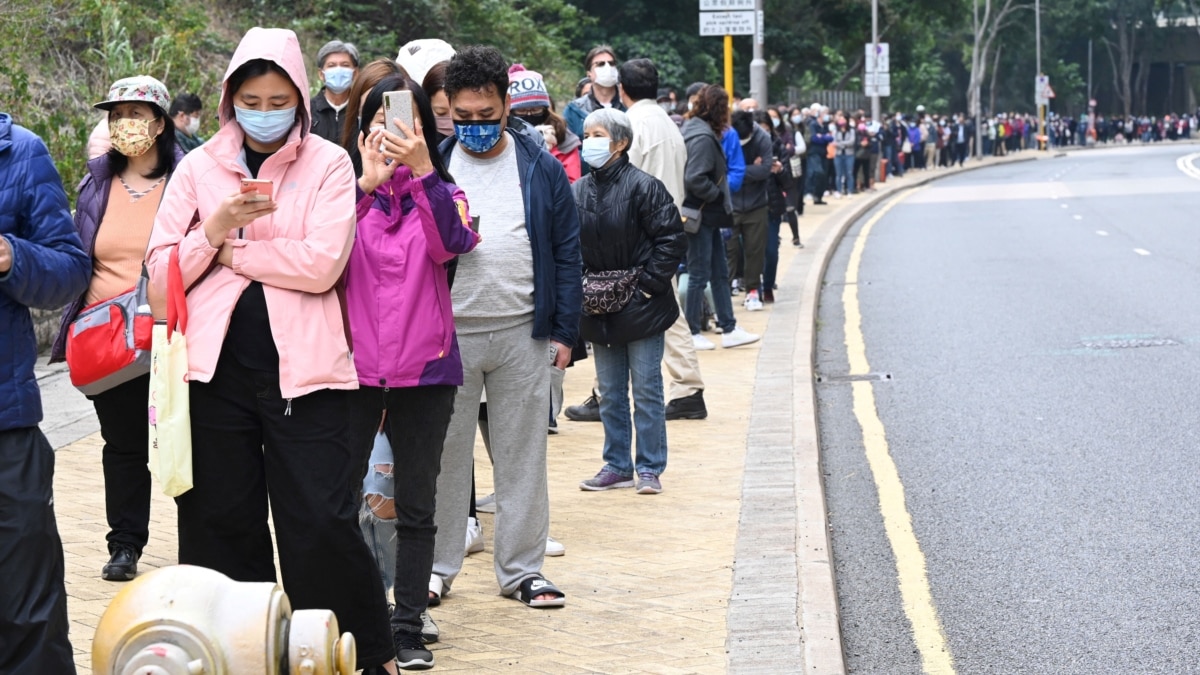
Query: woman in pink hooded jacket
345,74,479,669
144,28,396,674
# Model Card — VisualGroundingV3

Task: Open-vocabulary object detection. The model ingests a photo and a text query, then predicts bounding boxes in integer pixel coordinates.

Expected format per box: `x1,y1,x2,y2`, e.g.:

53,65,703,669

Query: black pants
178,354,392,669
0,427,76,674
349,385,456,636
90,373,151,554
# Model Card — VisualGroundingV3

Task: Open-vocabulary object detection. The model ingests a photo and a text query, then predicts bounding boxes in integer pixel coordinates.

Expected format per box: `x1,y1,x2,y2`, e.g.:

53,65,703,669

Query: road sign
864,73,891,97
700,0,754,9
865,43,890,75
699,10,755,36
1035,75,1051,106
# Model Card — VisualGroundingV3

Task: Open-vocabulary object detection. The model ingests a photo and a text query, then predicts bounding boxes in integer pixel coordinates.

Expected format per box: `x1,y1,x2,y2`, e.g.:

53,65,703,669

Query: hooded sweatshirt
145,28,359,399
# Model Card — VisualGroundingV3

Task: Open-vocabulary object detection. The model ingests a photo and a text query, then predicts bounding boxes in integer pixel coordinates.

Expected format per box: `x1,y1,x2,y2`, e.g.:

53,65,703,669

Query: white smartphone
383,90,414,139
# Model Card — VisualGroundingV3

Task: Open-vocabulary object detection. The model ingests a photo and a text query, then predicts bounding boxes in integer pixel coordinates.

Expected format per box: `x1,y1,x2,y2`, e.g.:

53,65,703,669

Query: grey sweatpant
431,321,552,596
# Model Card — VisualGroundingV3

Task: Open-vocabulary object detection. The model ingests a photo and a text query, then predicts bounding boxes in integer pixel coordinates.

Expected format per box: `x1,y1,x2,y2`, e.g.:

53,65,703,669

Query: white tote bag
147,246,193,497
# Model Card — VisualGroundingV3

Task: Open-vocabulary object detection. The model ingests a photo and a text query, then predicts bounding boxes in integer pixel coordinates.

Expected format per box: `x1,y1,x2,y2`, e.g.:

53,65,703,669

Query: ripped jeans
349,385,457,637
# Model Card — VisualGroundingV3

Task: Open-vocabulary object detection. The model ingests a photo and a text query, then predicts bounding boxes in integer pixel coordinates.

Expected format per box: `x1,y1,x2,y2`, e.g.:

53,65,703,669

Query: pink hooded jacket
145,28,358,399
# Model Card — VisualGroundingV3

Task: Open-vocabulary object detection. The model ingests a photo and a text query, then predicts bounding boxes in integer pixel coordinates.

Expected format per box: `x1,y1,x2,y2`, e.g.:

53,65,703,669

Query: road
816,145,1200,674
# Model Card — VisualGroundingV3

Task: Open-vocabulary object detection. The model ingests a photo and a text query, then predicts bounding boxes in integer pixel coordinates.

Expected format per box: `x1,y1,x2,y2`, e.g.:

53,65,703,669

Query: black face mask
514,111,549,126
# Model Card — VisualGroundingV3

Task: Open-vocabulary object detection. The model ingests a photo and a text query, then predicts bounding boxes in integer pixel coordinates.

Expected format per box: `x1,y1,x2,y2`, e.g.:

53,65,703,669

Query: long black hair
360,74,454,185
105,104,177,180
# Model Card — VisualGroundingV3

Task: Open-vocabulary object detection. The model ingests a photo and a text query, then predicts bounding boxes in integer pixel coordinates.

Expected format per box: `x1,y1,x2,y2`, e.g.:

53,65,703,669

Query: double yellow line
841,187,955,674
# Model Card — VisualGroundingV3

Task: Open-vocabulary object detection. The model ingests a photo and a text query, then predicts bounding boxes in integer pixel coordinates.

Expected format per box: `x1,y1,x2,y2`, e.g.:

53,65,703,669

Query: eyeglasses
591,59,615,69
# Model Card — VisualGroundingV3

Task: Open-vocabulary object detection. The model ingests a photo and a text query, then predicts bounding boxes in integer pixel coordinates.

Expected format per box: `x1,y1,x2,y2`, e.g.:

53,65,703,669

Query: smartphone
470,216,480,233
383,90,414,139
240,178,274,203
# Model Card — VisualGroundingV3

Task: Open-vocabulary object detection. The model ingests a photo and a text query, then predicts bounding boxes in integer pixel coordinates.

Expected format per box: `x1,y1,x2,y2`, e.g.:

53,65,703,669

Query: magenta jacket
346,166,479,389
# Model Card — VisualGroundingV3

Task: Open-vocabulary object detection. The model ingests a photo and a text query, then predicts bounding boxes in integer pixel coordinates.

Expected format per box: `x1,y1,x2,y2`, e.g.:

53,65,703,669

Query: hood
558,129,581,154
681,116,717,143
0,113,11,153
218,28,311,137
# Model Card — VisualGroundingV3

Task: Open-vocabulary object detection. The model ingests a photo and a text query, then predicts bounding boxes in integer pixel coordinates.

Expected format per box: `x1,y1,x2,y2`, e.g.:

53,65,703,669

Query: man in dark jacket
563,45,627,168
727,110,776,311
430,46,581,609
0,112,89,674
309,40,359,144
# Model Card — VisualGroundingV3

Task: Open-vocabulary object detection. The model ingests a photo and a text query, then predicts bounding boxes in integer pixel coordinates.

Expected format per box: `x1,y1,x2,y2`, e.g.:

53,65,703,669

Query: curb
728,152,1039,675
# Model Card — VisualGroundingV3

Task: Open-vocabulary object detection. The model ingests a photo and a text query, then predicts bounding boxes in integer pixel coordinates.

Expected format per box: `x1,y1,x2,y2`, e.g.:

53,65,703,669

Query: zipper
284,399,293,416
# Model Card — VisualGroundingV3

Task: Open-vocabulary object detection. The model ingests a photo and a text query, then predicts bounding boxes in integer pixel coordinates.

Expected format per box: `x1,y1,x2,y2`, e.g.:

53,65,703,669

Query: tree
966,0,1031,154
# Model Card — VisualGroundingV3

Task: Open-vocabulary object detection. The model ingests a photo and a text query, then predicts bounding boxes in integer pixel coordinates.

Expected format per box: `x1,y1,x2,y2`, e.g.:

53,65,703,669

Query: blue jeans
593,333,667,477
763,213,781,292
834,155,854,194
686,222,737,334
884,145,903,176
805,154,827,197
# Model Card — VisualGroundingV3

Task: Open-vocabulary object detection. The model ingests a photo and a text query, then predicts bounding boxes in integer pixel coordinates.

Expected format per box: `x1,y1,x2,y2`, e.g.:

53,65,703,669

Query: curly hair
444,45,509,104
691,84,730,138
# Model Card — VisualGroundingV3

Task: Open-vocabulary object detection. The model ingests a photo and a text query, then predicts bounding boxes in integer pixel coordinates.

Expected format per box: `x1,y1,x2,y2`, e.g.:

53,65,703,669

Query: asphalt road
816,145,1200,674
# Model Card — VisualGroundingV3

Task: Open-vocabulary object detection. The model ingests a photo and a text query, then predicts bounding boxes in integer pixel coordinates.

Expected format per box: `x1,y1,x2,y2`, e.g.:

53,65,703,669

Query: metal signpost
1036,74,1054,149
699,0,756,99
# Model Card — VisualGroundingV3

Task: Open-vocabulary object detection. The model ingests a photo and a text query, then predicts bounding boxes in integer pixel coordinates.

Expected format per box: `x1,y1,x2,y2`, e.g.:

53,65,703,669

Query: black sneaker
395,630,433,670
665,390,707,420
564,391,601,422
102,544,140,581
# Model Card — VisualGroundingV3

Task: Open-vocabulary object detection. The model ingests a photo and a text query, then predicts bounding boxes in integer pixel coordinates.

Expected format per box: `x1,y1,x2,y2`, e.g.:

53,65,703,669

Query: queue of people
2,29,828,673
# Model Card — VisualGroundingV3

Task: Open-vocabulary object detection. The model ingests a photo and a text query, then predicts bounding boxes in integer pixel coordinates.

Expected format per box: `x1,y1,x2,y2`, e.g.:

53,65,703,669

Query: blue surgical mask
580,136,614,168
455,120,504,154
324,67,354,95
235,106,297,145
791,115,802,125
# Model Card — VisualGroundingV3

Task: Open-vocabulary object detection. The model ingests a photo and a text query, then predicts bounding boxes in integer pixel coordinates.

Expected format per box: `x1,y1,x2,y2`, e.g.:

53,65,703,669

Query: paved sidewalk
49,168,960,672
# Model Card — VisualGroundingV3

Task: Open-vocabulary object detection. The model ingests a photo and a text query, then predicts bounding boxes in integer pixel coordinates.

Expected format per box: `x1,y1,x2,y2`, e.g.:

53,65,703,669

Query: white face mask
592,64,619,88
185,115,200,136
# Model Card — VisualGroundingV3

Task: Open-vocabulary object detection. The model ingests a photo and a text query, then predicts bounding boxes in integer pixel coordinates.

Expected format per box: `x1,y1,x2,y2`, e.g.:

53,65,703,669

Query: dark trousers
764,212,782,292
348,385,456,636
178,353,393,669
954,142,968,166
726,206,768,293
0,428,76,675
90,373,151,554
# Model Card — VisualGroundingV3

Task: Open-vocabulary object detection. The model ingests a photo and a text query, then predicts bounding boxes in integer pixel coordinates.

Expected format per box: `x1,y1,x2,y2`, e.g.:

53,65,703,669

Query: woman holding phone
144,28,398,674
345,74,479,670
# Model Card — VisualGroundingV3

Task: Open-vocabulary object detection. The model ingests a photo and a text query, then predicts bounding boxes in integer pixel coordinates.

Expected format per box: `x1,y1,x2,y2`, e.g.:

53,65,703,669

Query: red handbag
66,272,154,396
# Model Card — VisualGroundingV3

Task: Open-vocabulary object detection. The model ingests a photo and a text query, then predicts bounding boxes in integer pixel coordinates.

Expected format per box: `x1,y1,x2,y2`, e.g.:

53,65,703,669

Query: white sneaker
475,492,496,513
804,194,814,204
722,327,761,349
744,290,763,312
465,516,484,555
693,334,716,351
545,536,565,557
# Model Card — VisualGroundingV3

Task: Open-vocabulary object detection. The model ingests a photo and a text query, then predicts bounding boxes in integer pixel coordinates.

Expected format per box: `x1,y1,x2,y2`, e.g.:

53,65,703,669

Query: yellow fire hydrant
92,565,356,675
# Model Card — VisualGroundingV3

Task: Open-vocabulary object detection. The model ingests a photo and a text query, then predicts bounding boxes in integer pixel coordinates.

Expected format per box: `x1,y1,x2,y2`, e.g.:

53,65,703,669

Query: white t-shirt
449,133,536,333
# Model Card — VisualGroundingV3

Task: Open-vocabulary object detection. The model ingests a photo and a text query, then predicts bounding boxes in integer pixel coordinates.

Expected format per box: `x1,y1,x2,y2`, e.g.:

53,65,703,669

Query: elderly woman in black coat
573,108,686,495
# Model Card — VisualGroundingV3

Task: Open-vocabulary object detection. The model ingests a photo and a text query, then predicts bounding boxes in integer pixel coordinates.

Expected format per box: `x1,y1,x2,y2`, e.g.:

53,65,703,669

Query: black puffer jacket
573,154,686,346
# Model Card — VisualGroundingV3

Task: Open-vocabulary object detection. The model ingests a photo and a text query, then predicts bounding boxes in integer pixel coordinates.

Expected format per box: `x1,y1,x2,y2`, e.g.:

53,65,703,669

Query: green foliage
1,0,229,204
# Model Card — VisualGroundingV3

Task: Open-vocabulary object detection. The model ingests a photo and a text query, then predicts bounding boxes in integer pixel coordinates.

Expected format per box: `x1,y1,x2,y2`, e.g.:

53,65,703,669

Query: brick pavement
54,190,855,673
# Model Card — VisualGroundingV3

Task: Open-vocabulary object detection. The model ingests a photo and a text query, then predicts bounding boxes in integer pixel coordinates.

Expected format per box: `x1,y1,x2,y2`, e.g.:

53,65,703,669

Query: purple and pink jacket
345,167,479,389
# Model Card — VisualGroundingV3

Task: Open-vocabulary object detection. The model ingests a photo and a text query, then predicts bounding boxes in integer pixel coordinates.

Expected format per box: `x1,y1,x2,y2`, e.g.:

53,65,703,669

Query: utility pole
871,0,880,122
1036,0,1044,149
749,0,768,105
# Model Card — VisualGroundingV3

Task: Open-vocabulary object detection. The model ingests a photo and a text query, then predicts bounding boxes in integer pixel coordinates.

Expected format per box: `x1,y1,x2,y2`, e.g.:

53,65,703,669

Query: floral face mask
110,117,157,157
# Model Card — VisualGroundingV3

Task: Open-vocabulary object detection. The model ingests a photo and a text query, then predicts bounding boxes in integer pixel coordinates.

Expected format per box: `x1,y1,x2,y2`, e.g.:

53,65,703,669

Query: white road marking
1134,248,1151,256
1176,152,1200,181
1096,230,1109,236
1060,204,1069,209
1073,215,1083,220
